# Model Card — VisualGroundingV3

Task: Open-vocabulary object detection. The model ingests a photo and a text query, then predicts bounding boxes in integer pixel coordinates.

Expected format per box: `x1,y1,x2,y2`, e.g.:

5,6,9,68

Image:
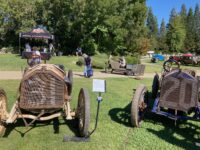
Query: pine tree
146,7,158,36
146,7,158,50
185,7,195,52
169,8,177,23
158,19,167,52
166,8,186,53
194,4,200,53
180,4,187,26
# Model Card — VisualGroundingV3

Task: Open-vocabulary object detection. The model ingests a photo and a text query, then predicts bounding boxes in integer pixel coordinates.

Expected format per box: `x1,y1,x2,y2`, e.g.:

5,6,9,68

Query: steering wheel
163,56,180,72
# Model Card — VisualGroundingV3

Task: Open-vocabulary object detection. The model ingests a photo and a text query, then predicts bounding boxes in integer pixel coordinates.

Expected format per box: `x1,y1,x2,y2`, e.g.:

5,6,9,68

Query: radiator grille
159,70,198,112
19,71,65,110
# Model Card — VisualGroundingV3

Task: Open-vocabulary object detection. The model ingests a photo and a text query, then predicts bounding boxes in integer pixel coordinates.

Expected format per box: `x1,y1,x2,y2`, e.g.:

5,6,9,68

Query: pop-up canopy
19,28,54,54
19,28,54,39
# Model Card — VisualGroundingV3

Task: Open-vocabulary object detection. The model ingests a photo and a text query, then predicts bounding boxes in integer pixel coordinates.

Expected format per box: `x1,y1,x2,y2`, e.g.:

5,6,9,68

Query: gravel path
0,71,157,80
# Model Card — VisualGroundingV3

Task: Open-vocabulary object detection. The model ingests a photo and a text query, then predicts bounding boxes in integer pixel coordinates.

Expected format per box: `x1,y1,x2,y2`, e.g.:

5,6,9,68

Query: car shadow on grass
108,93,200,149
145,113,200,150
3,117,80,138
108,102,132,127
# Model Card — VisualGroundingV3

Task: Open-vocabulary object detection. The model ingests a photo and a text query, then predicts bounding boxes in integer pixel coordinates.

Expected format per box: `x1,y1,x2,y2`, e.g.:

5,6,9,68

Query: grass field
0,54,108,71
0,78,199,150
0,54,200,74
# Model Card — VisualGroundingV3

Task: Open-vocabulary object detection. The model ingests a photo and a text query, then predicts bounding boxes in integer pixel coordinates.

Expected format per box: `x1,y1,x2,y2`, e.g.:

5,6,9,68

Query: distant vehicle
173,56,182,62
151,54,165,63
180,53,200,65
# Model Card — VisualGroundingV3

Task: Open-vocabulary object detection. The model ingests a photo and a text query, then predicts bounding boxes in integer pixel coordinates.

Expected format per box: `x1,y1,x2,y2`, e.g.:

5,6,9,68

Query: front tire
131,85,147,127
76,88,90,137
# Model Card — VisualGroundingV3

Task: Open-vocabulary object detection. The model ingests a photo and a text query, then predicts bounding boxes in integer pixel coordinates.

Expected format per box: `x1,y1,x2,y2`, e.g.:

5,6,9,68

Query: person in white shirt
119,56,126,67
25,43,31,52
28,48,41,66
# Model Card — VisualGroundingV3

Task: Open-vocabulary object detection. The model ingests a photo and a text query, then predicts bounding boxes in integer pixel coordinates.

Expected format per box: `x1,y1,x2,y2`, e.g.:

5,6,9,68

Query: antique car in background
151,54,165,63
180,53,200,66
0,63,90,137
105,60,145,76
131,56,200,127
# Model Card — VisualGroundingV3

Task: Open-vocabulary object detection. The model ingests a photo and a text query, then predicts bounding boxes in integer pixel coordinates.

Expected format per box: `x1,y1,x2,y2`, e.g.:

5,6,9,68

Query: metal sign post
63,79,106,142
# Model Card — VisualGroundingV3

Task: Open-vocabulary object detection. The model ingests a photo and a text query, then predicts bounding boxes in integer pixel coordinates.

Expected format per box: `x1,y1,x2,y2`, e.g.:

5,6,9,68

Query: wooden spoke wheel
131,85,147,127
0,88,8,137
67,70,73,95
76,88,90,137
163,58,180,72
152,74,159,99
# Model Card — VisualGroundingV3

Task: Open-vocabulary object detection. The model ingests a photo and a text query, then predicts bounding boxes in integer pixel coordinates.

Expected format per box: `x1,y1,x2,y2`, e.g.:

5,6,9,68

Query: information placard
93,79,106,93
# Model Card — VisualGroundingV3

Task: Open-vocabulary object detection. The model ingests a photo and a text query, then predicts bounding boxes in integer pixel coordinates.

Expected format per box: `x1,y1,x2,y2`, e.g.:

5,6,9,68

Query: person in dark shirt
83,54,92,77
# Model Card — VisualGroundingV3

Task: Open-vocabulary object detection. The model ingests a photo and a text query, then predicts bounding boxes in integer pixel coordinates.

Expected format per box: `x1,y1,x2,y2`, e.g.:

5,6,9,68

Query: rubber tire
152,74,159,99
163,59,180,72
131,85,147,127
67,70,73,95
0,88,7,137
126,70,133,76
77,88,90,137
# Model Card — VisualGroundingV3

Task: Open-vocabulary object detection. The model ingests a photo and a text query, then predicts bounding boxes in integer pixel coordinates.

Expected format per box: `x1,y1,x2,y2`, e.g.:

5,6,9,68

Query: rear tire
0,88,8,137
67,70,73,95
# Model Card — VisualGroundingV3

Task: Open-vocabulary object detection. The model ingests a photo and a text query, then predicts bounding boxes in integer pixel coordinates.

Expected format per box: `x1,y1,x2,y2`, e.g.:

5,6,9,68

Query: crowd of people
24,43,126,78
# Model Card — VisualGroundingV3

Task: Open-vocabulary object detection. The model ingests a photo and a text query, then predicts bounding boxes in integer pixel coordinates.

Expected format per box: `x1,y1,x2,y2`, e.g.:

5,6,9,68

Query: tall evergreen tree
169,8,177,23
158,19,167,52
185,7,195,52
194,4,200,53
146,7,158,36
146,7,158,50
180,4,187,26
166,8,186,53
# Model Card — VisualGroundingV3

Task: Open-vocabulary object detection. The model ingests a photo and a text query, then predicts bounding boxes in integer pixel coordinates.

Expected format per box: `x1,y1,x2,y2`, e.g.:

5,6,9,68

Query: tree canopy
1,1,200,55
0,0,147,55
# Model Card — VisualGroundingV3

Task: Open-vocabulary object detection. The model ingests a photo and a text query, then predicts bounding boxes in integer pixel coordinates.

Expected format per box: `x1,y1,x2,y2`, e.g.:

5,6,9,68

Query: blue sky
146,0,200,27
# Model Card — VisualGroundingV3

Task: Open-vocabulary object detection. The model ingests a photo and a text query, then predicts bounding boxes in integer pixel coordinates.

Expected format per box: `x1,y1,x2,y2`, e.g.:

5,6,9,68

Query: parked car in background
151,54,165,63
180,53,200,65
173,55,182,62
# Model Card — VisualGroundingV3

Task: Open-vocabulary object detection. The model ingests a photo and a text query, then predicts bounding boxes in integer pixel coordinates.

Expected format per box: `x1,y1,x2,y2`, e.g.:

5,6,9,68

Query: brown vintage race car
0,64,90,137
131,56,200,127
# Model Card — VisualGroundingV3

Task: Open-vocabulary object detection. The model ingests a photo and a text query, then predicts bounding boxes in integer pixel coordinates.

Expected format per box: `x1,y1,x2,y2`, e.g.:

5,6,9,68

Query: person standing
28,47,41,66
49,43,54,55
76,46,83,56
25,43,31,52
83,54,92,77
119,56,126,68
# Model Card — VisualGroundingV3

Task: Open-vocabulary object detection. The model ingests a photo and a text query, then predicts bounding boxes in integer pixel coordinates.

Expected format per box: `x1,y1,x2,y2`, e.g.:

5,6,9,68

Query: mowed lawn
0,78,200,150
0,54,108,72
1,54,200,74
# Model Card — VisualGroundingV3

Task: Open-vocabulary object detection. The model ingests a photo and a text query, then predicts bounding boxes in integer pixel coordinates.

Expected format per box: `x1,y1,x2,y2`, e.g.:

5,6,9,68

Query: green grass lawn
0,54,84,71
0,78,199,150
0,54,200,74
0,54,108,71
